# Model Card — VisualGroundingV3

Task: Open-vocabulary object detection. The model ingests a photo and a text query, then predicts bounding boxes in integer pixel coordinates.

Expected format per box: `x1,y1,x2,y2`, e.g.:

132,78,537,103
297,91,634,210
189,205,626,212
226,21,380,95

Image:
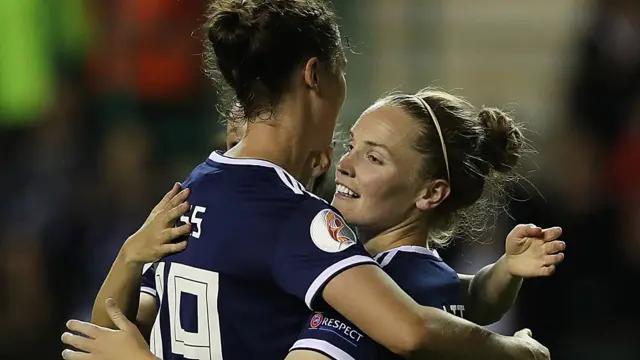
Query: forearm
411,306,521,360
466,255,522,325
91,251,144,329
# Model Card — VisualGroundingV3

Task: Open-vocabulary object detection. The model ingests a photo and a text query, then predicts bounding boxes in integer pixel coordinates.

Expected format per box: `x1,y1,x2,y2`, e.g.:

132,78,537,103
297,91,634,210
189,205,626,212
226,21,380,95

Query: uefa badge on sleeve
309,209,357,253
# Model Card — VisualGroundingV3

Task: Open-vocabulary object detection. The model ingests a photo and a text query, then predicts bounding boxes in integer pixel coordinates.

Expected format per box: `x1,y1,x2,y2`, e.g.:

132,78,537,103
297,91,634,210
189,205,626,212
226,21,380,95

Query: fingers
161,241,188,255
106,298,133,331
66,320,103,339
166,202,191,225
543,253,564,266
163,224,192,242
62,349,91,360
167,188,190,211
541,226,562,242
514,328,533,338
543,240,566,254
62,332,93,353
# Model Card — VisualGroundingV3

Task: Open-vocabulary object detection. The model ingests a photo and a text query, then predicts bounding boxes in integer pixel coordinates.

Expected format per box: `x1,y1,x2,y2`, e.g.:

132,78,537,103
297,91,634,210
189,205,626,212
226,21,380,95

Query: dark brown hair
204,0,345,121
378,88,528,246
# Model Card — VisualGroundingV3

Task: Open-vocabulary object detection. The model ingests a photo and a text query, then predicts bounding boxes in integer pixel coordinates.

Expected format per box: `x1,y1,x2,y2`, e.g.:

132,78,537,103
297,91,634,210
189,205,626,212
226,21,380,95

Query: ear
415,179,450,211
303,57,320,90
310,146,333,179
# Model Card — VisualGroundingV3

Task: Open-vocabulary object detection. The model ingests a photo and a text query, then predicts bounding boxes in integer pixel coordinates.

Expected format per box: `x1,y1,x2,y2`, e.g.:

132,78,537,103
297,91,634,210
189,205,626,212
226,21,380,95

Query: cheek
356,172,413,219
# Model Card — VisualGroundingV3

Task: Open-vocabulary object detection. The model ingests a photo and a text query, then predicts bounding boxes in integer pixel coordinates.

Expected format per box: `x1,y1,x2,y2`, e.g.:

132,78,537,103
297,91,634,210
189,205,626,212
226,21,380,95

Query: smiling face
332,104,429,233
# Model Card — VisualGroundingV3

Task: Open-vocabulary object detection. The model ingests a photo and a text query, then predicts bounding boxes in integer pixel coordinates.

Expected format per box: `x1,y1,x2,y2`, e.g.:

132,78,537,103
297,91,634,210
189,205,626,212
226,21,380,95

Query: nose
336,152,355,178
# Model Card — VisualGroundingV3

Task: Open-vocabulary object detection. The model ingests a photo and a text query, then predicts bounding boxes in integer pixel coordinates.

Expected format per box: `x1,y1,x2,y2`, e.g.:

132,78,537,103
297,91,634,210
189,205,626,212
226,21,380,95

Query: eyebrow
349,131,390,153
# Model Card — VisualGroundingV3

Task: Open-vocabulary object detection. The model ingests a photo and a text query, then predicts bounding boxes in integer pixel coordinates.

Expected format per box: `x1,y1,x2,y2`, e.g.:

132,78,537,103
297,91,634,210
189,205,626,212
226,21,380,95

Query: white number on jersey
153,263,222,360
180,205,207,239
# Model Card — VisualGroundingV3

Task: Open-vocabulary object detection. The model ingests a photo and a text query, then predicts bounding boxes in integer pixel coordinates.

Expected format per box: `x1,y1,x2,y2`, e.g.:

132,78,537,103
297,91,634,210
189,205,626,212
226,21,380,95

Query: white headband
412,95,450,182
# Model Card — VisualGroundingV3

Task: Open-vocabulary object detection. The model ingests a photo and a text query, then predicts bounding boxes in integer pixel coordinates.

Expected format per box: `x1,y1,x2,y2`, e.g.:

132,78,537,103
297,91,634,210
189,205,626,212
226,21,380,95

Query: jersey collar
373,245,440,262
208,151,304,188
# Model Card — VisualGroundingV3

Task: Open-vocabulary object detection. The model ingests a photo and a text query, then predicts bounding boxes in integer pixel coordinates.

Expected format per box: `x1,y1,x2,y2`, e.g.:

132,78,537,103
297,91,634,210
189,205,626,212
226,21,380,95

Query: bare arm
91,254,147,330
460,225,565,325
321,265,531,360
90,258,160,341
458,256,523,325
136,293,158,340
91,185,191,333
285,350,331,360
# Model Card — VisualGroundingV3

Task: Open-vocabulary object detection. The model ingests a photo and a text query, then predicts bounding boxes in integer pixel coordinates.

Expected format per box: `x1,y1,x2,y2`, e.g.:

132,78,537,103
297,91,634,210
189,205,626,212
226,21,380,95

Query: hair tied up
477,107,523,173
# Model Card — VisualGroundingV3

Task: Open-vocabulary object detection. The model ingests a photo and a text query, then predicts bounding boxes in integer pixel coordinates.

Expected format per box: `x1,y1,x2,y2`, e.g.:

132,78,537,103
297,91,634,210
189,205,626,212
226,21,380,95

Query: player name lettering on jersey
308,312,364,343
179,205,207,239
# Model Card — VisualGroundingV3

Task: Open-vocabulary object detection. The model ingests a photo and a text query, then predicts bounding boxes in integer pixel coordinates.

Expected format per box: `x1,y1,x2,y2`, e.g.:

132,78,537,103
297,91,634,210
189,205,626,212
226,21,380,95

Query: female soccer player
62,1,551,359
287,89,564,359
61,89,561,360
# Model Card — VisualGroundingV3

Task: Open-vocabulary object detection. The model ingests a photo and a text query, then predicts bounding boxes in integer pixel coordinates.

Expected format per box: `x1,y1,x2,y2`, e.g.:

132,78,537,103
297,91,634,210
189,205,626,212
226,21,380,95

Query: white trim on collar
207,151,305,194
375,245,440,261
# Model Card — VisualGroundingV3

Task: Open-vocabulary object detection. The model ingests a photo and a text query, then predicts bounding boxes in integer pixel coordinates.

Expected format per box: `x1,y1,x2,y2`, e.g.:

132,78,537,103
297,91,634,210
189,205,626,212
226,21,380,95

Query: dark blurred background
1,1,638,359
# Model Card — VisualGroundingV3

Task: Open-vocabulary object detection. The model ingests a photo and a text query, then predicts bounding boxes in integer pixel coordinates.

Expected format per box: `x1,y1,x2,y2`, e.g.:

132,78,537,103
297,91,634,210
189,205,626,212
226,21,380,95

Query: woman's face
332,104,427,233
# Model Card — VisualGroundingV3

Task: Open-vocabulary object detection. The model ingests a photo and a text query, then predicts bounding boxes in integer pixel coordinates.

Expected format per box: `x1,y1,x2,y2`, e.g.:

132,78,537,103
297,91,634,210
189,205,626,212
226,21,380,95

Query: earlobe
311,151,331,179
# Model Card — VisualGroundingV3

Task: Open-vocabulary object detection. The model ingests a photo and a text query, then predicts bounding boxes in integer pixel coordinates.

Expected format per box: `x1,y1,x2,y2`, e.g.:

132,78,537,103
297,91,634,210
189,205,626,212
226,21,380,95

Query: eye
344,143,354,152
367,154,383,165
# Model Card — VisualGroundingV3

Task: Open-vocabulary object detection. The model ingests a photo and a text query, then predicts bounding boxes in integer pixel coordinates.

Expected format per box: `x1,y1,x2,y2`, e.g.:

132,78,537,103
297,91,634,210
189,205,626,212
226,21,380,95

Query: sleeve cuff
304,255,378,310
140,286,157,297
290,339,355,360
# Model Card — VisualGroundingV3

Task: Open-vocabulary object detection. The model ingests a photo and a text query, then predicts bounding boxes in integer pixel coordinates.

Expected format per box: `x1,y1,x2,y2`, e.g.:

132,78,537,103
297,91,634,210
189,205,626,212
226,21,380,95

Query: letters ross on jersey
309,209,357,253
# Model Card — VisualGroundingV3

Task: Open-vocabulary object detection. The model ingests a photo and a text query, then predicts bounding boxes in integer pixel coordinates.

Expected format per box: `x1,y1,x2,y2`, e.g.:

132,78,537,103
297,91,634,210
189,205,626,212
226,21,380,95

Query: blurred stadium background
1,0,639,359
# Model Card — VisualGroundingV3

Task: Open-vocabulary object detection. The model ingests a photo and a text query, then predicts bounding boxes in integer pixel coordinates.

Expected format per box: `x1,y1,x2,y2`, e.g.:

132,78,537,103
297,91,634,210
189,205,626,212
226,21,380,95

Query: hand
505,224,565,277
121,183,192,265
511,328,550,360
62,299,158,360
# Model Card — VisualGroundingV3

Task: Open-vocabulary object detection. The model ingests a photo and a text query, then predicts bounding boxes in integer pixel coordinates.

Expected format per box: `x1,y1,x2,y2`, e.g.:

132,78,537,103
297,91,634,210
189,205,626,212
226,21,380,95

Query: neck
363,217,430,256
225,110,312,181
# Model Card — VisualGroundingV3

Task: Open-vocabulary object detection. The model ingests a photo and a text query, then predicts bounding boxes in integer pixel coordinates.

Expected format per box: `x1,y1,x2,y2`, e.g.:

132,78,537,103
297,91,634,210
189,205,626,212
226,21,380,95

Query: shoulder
280,199,358,253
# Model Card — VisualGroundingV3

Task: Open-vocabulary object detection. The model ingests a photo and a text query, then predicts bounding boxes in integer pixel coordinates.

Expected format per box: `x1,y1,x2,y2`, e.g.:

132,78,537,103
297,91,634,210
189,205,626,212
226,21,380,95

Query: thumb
520,224,542,237
106,298,133,331
514,328,533,338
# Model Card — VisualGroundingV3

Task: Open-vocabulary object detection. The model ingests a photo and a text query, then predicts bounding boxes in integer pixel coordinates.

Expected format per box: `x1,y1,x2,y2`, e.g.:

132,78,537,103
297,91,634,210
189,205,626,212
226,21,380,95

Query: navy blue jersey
292,245,463,360
140,263,157,299
147,151,377,360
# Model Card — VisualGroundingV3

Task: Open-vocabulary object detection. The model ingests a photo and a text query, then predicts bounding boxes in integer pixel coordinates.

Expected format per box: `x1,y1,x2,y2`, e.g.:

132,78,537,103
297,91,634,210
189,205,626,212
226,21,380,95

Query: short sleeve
272,200,378,310
140,262,157,298
290,311,377,360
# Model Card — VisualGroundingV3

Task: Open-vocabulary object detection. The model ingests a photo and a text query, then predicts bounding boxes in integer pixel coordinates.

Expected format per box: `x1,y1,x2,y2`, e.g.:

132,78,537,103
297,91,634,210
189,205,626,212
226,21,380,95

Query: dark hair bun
203,0,342,120
206,1,256,87
477,107,524,173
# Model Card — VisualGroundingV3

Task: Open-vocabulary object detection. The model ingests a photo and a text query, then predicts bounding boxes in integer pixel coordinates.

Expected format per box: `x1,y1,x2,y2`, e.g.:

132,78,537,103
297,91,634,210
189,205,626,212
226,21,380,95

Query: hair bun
213,1,253,33
477,107,524,173
206,1,256,84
